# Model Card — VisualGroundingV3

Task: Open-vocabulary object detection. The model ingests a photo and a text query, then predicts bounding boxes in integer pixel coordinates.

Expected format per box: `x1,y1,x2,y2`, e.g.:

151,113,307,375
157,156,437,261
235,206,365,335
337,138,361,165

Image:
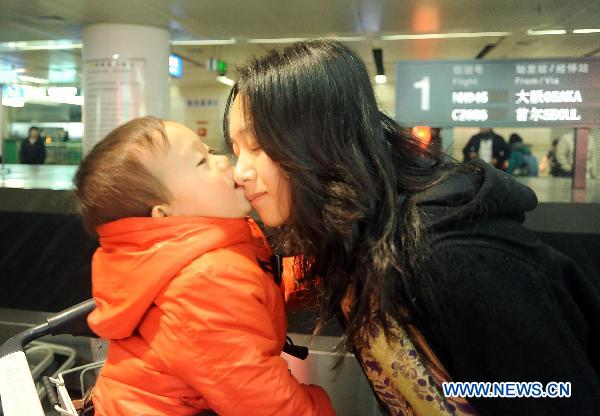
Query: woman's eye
250,145,261,152
197,158,207,167
208,149,217,155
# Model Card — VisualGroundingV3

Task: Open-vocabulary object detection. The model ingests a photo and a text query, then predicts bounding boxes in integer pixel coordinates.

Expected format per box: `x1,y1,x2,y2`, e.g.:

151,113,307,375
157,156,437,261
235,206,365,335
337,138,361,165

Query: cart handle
0,299,96,358
0,300,96,416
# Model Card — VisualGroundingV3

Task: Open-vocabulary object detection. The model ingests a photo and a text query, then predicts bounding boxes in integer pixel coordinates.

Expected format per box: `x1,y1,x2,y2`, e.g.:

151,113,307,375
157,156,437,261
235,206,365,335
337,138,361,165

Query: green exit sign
207,58,228,76
217,60,227,76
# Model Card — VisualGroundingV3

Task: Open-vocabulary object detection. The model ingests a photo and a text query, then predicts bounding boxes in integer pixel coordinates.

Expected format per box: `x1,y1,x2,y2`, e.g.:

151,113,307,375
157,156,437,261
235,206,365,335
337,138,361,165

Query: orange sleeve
148,264,335,416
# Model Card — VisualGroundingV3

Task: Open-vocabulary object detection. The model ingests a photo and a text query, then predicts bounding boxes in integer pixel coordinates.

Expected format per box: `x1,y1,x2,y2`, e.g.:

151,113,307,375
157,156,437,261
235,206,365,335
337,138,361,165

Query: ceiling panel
379,0,600,33
491,34,600,59
0,0,599,88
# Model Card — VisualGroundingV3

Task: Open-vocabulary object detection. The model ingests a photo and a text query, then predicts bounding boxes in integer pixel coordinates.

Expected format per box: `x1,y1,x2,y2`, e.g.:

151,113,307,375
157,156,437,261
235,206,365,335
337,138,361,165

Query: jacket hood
416,159,538,232
88,216,262,339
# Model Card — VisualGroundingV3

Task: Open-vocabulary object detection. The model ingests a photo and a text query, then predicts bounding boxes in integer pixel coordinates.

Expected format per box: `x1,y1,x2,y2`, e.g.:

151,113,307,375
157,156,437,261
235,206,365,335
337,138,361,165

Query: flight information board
395,58,600,127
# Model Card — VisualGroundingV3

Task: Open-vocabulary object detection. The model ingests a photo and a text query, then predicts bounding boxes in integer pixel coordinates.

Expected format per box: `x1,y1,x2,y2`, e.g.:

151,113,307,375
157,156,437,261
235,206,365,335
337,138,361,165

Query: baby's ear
151,205,170,218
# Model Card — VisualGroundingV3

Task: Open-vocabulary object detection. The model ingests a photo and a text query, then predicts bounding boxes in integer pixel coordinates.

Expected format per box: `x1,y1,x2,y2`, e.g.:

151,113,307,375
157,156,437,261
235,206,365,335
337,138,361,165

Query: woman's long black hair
224,39,451,358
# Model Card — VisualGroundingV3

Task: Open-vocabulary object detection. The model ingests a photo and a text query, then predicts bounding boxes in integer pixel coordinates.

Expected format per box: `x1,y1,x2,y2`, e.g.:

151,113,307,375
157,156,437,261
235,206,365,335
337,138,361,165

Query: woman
225,40,600,416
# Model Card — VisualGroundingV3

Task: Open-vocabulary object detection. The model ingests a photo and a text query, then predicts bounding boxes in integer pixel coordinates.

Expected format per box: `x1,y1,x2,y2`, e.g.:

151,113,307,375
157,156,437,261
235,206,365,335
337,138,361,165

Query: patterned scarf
341,288,478,416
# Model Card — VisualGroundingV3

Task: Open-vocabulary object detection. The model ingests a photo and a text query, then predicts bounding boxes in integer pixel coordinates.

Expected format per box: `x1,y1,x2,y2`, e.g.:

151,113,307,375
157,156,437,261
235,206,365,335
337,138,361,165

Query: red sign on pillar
196,120,207,138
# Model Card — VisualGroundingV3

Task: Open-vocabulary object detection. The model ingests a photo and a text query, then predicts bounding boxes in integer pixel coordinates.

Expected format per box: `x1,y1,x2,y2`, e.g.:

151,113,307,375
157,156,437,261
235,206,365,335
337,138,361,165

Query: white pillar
82,23,170,155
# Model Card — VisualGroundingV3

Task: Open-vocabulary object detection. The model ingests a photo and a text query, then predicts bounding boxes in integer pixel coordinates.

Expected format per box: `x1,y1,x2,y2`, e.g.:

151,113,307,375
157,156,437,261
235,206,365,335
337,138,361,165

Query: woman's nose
234,156,256,185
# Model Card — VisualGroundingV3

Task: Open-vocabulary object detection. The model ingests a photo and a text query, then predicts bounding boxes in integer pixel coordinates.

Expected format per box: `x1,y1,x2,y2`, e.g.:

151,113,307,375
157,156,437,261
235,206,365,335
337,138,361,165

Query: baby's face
148,121,251,218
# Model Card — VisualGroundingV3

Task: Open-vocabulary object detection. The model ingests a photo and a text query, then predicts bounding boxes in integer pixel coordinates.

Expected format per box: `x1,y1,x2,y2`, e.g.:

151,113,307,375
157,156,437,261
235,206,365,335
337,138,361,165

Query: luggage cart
27,340,78,401
0,298,308,416
0,300,97,416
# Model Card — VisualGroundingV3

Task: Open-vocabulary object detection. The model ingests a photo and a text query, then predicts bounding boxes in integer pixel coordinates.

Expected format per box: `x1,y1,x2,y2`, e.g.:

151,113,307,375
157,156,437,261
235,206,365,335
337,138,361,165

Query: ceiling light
47,86,78,98
526,29,567,35
3,178,25,187
0,40,81,51
373,48,386,84
18,75,49,84
25,43,82,50
171,39,236,46
381,31,511,40
43,95,83,106
0,70,17,83
327,36,366,42
2,97,25,107
247,36,366,44
14,68,26,73
247,37,308,44
573,28,600,34
375,74,387,84
216,75,235,86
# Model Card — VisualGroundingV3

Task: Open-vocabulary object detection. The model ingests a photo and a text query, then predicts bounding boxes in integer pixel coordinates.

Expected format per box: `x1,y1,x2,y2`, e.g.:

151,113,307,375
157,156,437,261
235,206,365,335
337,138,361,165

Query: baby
74,117,334,416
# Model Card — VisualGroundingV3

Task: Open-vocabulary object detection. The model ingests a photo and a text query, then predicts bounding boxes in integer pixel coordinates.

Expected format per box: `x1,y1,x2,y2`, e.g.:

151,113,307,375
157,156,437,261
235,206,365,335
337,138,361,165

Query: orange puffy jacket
89,216,335,416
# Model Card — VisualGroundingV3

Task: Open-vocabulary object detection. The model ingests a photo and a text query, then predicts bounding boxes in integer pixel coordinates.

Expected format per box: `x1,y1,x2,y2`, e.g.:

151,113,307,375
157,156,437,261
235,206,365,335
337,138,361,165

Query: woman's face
229,96,291,227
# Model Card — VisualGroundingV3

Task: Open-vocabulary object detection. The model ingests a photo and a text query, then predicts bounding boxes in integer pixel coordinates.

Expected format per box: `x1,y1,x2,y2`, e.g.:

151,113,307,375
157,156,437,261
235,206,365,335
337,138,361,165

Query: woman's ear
151,204,170,218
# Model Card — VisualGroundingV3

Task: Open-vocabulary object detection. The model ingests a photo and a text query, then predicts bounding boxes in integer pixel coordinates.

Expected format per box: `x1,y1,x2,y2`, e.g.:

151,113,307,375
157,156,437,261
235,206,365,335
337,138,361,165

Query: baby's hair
74,116,171,236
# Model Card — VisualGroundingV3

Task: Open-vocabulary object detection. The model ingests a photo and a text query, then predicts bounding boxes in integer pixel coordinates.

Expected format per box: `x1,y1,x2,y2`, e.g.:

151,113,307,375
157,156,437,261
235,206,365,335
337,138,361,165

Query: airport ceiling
0,0,599,86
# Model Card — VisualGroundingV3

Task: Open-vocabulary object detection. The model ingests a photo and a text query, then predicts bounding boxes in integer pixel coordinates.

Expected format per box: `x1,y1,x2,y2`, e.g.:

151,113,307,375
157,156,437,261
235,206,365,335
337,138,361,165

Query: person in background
19,126,46,164
540,139,561,176
226,39,600,416
506,133,538,176
462,128,510,170
555,132,596,179
58,128,69,142
74,117,335,416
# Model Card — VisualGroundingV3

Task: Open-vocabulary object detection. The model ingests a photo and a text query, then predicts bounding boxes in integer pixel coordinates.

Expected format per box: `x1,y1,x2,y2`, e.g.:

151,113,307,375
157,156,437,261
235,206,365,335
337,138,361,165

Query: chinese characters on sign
515,62,588,75
514,88,583,122
83,59,146,154
452,64,484,76
186,98,219,108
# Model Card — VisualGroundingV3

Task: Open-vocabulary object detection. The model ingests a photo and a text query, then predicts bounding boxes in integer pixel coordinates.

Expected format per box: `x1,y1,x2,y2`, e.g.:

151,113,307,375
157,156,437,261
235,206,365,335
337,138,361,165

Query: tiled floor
1,164,599,203
517,176,600,203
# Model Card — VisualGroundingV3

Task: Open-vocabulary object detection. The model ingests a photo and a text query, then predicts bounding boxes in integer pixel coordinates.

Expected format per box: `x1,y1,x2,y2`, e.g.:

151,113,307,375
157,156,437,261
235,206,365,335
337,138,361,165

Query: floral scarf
341,289,478,416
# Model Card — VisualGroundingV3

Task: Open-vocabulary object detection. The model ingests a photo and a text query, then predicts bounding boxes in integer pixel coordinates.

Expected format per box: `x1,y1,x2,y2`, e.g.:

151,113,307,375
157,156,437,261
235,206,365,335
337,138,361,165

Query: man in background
463,128,511,170
19,126,47,164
